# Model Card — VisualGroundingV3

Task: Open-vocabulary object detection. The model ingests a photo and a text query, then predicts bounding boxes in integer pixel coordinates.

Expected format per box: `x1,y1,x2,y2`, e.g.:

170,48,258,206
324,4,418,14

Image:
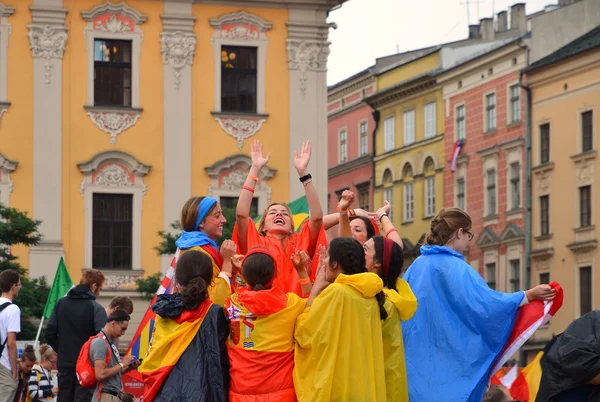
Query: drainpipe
518,42,532,291
371,109,381,208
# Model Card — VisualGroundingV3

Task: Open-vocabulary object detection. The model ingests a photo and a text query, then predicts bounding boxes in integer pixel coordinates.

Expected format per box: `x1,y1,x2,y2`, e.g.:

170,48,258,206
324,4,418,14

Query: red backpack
75,332,112,388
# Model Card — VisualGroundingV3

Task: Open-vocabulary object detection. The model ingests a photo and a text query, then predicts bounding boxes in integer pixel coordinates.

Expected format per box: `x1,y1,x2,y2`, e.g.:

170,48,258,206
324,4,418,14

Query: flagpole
33,316,44,349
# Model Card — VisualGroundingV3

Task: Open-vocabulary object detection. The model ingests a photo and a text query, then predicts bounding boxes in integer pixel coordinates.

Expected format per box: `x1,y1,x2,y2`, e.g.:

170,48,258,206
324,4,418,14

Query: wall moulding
84,106,143,145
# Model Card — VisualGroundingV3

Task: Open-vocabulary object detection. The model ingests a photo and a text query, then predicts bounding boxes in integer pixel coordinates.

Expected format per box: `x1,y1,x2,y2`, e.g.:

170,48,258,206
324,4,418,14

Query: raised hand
291,250,309,273
372,200,391,221
251,139,271,170
231,254,244,272
338,190,355,211
294,141,312,176
220,239,237,262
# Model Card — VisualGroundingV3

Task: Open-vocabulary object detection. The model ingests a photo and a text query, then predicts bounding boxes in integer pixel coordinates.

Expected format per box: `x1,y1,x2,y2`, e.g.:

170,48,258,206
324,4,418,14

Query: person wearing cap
176,196,237,306
90,309,138,402
224,247,307,401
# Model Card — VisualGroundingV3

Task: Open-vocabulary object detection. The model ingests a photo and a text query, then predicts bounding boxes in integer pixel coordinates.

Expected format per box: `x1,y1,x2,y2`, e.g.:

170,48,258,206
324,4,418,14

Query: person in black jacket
45,269,107,402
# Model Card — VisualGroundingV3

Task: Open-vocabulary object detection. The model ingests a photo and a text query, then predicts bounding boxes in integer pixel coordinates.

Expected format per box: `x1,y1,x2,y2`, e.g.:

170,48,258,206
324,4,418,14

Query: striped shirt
27,365,55,401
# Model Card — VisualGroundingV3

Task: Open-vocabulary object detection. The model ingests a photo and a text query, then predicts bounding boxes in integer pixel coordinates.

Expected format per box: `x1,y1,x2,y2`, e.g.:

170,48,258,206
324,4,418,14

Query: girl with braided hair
293,237,387,402
402,208,557,402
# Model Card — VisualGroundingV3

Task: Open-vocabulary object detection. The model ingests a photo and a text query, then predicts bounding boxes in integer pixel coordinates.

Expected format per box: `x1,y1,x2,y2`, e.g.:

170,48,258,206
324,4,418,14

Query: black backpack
0,302,13,356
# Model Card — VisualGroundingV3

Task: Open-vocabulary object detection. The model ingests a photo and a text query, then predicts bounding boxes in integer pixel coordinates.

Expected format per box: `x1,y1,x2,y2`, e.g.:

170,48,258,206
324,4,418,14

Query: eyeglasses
464,230,475,241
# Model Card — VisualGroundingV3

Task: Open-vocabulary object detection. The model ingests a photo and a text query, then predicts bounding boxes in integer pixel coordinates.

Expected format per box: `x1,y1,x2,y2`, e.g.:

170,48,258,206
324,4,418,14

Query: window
358,187,369,210
582,111,593,152
424,102,436,138
485,93,496,131
540,123,550,164
220,196,259,218
510,162,520,210
425,176,436,217
486,170,496,216
579,266,592,316
404,182,414,222
579,185,591,228
486,263,497,290
509,85,521,123
359,122,368,156
509,259,520,292
403,109,415,145
221,46,257,113
384,187,393,221
456,105,465,140
94,39,132,107
540,195,549,235
92,194,133,270
339,130,348,163
456,178,465,210
384,116,395,152
539,272,550,285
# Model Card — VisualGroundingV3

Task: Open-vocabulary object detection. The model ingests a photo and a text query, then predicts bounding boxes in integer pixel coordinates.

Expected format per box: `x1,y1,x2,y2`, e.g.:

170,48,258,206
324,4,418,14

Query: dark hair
426,208,472,245
242,253,275,291
181,196,216,232
21,345,36,362
483,385,512,402
350,216,375,240
107,309,131,323
109,296,134,314
80,269,105,288
176,251,213,309
328,237,388,321
372,236,404,291
0,269,20,293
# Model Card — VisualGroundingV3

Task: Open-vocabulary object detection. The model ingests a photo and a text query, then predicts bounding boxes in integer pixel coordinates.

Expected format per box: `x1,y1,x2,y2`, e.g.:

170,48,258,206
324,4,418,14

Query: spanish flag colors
181,245,232,306
294,273,387,402
225,287,306,401
139,299,213,402
491,351,544,402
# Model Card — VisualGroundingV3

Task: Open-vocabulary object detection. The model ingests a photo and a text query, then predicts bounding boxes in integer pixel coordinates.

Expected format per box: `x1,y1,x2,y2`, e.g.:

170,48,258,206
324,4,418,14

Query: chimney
497,11,508,32
468,24,481,38
480,18,495,41
510,3,527,33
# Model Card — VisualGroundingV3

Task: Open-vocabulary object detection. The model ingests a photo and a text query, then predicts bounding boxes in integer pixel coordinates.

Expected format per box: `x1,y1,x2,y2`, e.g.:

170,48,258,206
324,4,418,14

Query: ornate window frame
81,2,147,144
0,152,16,207
209,11,272,149
0,2,15,119
77,151,151,272
205,154,276,213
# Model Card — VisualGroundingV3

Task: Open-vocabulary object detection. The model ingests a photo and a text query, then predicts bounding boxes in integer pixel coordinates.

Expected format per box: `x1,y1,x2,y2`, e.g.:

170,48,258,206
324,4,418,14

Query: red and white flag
491,281,564,374
451,139,464,172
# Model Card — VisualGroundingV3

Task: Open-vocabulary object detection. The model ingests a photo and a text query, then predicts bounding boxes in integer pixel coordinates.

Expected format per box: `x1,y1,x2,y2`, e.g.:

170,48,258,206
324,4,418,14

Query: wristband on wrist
299,173,312,183
242,185,255,193
348,209,356,218
379,213,389,223
337,203,348,214
248,174,259,182
385,228,398,237
299,277,311,285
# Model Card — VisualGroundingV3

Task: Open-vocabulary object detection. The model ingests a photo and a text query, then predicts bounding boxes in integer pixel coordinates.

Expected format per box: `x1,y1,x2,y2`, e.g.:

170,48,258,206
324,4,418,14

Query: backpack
0,302,13,357
75,332,112,389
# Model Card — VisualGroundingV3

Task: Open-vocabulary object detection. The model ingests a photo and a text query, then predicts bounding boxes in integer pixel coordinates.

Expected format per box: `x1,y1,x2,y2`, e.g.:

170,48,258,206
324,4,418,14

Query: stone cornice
0,2,15,19
365,76,437,109
328,100,370,120
176,0,346,11
328,154,372,178
81,2,148,25
78,150,151,176
0,152,17,172
328,72,374,101
161,14,196,33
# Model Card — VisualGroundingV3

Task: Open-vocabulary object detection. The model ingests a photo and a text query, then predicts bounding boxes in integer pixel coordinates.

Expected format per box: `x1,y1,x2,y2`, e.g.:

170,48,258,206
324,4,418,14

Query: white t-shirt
0,297,21,371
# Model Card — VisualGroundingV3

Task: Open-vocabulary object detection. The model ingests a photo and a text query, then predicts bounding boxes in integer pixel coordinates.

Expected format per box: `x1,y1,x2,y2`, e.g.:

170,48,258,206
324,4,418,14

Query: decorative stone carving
221,170,247,191
0,106,8,119
161,31,196,90
87,110,141,144
27,25,68,85
535,169,551,194
222,25,259,41
103,273,141,291
81,2,148,26
575,250,595,264
287,39,330,96
209,11,272,33
94,164,133,188
535,259,551,271
96,14,132,33
575,158,594,186
0,3,16,19
214,117,266,149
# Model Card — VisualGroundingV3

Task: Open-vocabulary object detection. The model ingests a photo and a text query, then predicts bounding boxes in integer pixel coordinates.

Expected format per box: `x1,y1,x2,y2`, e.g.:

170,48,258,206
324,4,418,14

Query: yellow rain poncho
382,278,418,402
293,272,387,402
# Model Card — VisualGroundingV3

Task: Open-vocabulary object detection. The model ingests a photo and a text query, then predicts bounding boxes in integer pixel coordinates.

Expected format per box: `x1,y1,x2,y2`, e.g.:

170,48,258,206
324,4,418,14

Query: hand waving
338,190,355,211
294,141,312,176
251,139,271,170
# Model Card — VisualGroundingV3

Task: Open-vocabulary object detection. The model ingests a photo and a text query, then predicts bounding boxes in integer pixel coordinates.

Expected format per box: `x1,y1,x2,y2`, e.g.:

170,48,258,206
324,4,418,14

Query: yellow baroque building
367,49,445,264
0,0,341,342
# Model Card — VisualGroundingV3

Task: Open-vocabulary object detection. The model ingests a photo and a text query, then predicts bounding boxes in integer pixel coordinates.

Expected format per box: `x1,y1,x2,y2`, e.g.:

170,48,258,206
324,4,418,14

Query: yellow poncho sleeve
294,281,386,402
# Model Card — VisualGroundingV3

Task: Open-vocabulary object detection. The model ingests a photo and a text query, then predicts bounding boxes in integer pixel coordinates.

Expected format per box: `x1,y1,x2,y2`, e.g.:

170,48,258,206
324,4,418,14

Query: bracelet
248,174,259,182
242,185,255,193
119,363,125,370
385,228,398,238
348,209,356,218
379,213,389,223
302,178,312,186
337,203,348,214
299,173,312,183
299,277,311,285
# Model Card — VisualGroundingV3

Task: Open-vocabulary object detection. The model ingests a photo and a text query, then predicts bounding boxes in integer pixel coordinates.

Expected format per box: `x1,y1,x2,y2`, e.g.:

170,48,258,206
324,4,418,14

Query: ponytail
180,276,208,309
175,251,213,309
375,291,388,321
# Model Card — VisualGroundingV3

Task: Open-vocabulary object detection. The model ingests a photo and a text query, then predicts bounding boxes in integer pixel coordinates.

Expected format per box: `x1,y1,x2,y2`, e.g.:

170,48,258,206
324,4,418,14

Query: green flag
253,195,310,232
43,257,74,319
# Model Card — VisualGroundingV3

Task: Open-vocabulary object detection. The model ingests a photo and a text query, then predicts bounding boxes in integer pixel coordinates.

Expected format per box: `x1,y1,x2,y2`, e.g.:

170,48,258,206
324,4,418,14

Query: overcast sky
326,0,558,85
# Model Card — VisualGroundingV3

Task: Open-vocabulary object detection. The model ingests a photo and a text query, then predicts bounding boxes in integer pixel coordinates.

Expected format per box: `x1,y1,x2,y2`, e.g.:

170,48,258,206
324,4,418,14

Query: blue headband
194,197,218,230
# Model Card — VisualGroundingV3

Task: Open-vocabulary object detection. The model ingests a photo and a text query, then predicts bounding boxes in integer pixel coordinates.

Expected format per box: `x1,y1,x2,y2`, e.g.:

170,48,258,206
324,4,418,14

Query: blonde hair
39,344,56,362
425,208,472,246
257,202,295,236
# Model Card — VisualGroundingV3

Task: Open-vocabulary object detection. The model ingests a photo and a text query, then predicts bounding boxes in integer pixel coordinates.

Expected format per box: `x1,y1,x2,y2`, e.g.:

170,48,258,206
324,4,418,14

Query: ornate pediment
209,11,272,35
0,152,17,172
476,228,500,250
81,2,148,26
78,150,151,176
500,223,525,244
205,154,276,182
567,239,598,254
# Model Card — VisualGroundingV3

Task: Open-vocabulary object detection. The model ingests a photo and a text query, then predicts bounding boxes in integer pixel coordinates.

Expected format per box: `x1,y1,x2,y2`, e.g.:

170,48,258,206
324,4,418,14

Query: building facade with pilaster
0,0,343,345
